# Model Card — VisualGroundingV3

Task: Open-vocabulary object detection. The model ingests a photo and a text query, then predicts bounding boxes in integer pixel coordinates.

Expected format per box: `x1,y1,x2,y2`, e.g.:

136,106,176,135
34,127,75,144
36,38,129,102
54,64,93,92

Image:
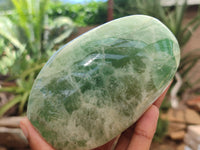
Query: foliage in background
153,99,170,142
0,0,13,11
114,0,200,95
0,60,45,116
0,38,21,75
114,0,138,18
154,117,168,142
0,0,75,117
48,1,107,26
114,0,200,48
0,0,74,75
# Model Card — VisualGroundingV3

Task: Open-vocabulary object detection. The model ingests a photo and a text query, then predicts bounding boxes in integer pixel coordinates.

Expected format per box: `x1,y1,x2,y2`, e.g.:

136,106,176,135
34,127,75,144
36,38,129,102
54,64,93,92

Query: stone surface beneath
186,96,200,112
187,125,200,142
27,15,180,150
184,133,200,150
0,127,28,148
185,109,200,125
0,146,7,150
176,144,185,150
168,122,186,134
0,117,24,128
169,130,186,140
162,109,185,123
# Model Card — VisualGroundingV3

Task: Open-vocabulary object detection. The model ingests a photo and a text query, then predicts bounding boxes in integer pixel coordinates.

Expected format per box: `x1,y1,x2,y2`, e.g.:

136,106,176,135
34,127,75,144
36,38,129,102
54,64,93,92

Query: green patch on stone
77,140,87,147
63,93,81,114
75,107,105,140
31,119,58,144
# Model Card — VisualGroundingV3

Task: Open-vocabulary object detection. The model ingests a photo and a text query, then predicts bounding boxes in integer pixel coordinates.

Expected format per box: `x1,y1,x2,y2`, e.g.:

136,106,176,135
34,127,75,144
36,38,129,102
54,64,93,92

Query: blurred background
0,0,200,149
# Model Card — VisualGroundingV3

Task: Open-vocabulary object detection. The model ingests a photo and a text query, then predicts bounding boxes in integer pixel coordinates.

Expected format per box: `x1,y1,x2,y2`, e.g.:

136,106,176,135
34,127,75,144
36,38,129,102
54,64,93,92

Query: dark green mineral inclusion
39,37,176,118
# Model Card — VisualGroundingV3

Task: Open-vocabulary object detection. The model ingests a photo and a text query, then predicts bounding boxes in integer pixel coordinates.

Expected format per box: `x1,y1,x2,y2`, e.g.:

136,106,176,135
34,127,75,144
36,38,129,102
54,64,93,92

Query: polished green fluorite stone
27,15,180,150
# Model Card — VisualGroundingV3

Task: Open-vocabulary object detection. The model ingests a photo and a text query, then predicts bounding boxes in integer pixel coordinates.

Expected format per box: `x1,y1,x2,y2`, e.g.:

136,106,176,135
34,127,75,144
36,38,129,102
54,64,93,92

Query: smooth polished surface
27,15,180,150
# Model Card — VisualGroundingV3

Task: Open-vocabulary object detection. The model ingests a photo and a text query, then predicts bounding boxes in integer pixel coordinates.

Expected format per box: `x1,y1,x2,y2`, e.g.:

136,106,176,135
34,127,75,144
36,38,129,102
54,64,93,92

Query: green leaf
53,17,74,44
47,16,74,50
174,0,187,36
181,59,199,77
0,86,24,94
19,92,29,114
20,63,44,80
10,0,50,57
0,96,21,117
0,16,25,51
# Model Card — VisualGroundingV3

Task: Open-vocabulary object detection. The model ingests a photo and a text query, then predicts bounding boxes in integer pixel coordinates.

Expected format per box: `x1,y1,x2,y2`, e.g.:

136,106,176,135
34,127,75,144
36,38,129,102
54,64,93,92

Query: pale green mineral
27,15,180,150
